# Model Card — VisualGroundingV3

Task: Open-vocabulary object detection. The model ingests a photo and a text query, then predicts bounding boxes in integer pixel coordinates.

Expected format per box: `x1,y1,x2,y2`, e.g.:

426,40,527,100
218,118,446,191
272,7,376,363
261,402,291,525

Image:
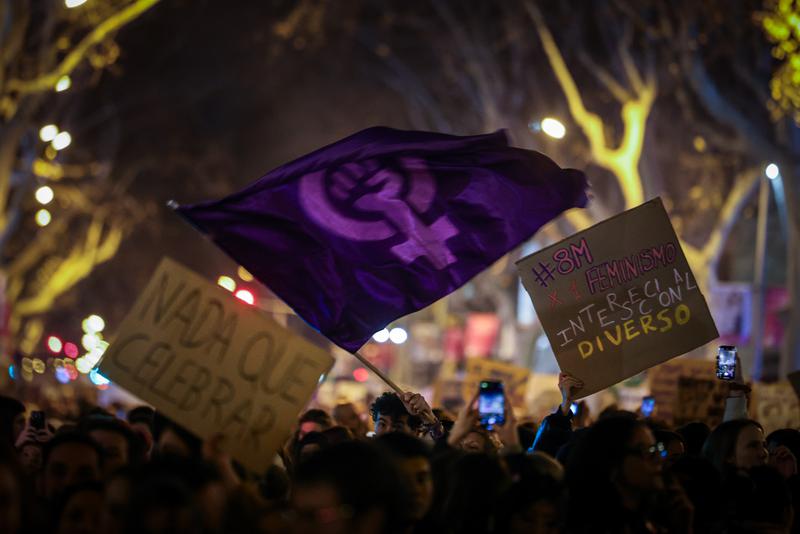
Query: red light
63,342,79,359
353,367,369,382
235,289,255,305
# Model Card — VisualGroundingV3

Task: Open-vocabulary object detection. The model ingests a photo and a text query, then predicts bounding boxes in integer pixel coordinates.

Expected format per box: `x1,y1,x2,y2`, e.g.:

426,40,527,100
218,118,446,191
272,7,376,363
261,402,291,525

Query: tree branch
12,218,124,318
6,0,160,95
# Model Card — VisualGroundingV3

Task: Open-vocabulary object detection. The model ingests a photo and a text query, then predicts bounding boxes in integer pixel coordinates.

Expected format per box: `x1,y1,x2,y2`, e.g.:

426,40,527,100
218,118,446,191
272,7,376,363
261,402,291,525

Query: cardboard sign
673,377,729,428
648,358,717,424
752,382,800,436
462,358,530,409
517,198,719,397
98,258,334,472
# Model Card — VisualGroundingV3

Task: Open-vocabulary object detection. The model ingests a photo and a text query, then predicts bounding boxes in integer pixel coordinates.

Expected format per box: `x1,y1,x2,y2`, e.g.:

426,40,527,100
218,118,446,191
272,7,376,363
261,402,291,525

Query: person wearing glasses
563,415,693,533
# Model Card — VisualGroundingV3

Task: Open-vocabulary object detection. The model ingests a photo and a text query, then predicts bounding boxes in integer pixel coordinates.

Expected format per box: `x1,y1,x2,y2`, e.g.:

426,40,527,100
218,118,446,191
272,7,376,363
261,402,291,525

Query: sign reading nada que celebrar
517,198,719,397
99,257,334,472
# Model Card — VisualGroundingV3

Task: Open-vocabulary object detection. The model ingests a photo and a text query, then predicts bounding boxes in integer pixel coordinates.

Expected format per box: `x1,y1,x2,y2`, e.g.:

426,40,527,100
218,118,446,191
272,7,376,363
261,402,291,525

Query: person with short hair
80,416,142,475
370,392,443,439
332,403,368,439
297,409,333,440
377,433,435,528
40,432,104,500
291,440,409,534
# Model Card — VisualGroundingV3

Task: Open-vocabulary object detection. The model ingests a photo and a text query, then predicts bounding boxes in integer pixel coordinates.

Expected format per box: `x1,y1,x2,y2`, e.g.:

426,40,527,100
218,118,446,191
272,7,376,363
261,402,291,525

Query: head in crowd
332,403,367,438
80,415,142,475
0,444,27,534
370,392,421,436
767,428,800,461
52,481,104,534
668,455,724,532
377,432,434,523
297,409,333,440
0,396,25,448
676,421,711,457
495,467,565,534
703,419,768,472
152,413,202,459
441,451,510,533
127,406,156,456
456,425,498,454
565,415,663,531
733,465,794,531
292,440,409,534
101,466,136,534
293,431,329,466
41,432,104,500
124,475,202,534
322,425,354,445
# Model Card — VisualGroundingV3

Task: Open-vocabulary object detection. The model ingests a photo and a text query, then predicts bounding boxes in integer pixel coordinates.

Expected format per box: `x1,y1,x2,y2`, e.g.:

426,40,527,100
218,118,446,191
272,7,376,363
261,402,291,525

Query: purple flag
175,127,587,352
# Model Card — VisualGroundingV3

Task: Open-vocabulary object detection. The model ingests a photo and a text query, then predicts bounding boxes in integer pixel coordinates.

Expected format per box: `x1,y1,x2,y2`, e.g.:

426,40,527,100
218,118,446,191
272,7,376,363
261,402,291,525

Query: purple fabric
175,127,588,352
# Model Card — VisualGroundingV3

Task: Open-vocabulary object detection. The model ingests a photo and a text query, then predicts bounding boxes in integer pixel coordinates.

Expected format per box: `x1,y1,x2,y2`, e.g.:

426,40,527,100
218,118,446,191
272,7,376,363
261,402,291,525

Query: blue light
89,369,110,386
55,367,70,384
8,365,15,380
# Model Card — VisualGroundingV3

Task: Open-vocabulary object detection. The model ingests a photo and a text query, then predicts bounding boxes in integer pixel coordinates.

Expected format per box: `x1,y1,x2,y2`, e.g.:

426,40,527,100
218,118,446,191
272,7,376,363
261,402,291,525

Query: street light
389,327,408,344
541,117,566,139
35,209,51,227
52,131,71,150
39,124,58,142
35,186,54,205
766,163,780,180
372,329,390,343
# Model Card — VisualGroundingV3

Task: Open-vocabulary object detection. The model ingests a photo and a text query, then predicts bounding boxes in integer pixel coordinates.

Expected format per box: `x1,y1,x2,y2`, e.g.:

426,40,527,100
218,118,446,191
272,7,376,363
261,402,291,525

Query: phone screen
570,402,579,416
478,381,505,430
29,411,45,430
717,346,737,380
641,396,655,417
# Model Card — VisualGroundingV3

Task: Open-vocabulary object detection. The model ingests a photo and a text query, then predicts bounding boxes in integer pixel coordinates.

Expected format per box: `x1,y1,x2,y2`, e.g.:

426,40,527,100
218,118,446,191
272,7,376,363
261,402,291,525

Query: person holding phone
447,385,520,453
528,373,584,457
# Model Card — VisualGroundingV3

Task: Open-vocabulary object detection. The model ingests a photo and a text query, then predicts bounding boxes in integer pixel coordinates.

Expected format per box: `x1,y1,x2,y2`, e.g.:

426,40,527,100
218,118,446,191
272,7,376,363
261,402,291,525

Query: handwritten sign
648,358,717,424
752,382,800,435
99,258,334,472
462,358,530,409
517,198,718,397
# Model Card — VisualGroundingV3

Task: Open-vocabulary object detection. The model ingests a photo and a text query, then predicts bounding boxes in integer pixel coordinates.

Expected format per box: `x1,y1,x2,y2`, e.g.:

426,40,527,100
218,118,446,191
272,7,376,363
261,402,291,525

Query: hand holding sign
558,372,584,415
517,198,718,397
99,258,334,473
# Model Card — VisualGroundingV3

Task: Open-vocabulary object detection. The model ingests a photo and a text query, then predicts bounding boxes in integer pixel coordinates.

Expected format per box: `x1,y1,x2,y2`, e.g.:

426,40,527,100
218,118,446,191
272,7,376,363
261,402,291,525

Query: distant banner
648,358,717,424
673,377,729,428
752,382,800,436
99,258,334,472
517,198,719,397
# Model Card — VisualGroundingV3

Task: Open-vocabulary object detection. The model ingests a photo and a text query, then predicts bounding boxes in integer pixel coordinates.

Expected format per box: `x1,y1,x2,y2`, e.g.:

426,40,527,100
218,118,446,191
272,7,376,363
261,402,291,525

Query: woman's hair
702,419,762,472
564,415,647,530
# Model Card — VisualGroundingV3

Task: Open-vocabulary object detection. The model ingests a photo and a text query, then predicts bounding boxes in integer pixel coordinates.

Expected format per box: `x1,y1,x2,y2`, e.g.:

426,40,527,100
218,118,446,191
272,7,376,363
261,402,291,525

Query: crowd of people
0,371,798,534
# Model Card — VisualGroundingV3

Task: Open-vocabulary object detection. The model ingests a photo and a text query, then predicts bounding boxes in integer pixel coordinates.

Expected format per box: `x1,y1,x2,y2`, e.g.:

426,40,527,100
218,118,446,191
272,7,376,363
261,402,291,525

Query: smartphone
478,380,505,430
29,410,45,430
716,345,737,380
641,396,655,418
570,402,579,416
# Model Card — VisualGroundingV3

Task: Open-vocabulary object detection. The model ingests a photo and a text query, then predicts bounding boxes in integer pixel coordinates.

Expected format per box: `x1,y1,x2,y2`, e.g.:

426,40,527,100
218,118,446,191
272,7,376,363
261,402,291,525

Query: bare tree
0,0,160,357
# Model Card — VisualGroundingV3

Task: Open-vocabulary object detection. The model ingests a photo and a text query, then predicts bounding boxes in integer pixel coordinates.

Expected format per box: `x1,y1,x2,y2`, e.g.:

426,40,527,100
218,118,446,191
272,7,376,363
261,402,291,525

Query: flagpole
351,351,404,395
